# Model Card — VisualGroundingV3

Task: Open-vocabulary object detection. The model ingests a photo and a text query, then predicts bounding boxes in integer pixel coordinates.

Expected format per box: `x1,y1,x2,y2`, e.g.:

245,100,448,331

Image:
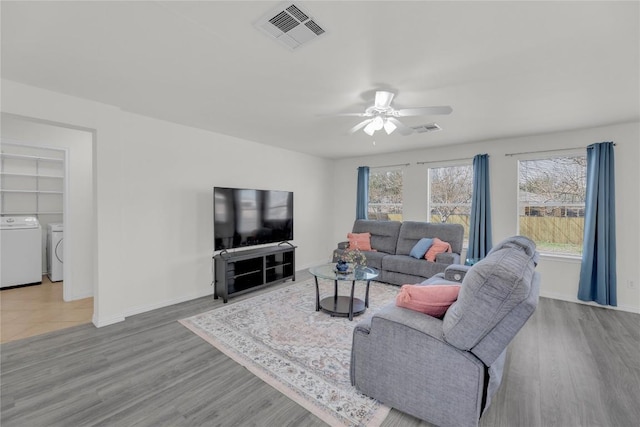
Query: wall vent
255,2,326,51
412,123,442,133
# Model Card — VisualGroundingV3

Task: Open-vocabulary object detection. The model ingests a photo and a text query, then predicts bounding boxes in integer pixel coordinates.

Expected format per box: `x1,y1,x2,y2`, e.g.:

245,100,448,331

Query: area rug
179,278,399,427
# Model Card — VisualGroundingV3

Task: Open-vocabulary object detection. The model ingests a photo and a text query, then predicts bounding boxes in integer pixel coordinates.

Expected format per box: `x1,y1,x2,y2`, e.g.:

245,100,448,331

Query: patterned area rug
180,278,399,426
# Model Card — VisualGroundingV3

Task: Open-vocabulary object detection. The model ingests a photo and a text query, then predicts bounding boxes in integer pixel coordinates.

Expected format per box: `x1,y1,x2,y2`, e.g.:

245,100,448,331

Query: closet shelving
0,152,64,216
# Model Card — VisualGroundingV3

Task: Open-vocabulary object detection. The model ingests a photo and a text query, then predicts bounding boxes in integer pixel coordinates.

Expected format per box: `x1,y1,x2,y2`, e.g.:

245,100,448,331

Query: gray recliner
350,236,540,427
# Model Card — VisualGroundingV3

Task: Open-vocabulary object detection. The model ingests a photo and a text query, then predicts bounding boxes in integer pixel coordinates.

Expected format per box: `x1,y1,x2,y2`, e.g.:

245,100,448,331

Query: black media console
213,243,296,303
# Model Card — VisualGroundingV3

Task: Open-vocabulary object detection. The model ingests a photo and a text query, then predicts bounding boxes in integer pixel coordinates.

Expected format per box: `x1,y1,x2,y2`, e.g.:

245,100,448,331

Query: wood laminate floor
1,271,639,426
0,276,93,343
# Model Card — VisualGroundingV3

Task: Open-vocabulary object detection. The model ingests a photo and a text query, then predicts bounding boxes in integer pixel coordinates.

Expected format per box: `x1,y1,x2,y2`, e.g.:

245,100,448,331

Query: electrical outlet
627,280,636,289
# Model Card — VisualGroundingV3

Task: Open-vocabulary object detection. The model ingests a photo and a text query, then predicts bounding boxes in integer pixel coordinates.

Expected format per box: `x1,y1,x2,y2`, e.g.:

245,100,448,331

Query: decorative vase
336,260,349,273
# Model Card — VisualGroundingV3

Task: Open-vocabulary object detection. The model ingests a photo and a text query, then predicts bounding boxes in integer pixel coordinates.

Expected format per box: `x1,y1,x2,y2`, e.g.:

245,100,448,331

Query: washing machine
1,216,43,288
47,223,64,282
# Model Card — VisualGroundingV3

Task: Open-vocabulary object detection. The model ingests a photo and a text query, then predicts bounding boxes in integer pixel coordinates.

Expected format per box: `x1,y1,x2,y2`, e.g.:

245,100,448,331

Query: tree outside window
518,156,586,255
428,165,473,245
368,169,403,221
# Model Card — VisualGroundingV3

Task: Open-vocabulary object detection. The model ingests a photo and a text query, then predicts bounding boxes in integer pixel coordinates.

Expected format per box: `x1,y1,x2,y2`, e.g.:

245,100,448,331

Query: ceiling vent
412,123,442,133
255,3,326,51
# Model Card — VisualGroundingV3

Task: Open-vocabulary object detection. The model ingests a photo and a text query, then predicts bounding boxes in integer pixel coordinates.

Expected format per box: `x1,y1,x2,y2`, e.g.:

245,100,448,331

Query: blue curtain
578,142,617,306
467,154,492,260
356,166,369,220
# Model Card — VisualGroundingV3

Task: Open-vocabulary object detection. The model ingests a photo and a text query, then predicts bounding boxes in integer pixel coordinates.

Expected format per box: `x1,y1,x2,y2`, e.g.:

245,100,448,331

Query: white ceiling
2,1,638,159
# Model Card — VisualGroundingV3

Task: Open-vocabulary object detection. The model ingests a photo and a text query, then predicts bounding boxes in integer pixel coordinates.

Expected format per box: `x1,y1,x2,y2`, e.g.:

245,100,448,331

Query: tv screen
214,187,293,251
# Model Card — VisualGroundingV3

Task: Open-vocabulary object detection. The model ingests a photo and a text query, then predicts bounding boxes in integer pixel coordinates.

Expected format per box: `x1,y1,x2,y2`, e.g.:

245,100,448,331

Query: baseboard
92,313,125,328
122,288,214,318
91,288,213,328
540,291,640,314
66,291,93,301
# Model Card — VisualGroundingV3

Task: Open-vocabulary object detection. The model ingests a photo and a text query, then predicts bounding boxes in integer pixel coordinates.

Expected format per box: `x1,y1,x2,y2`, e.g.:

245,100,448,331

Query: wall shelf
2,211,64,215
1,149,64,217
0,189,63,194
1,172,64,179
0,153,63,162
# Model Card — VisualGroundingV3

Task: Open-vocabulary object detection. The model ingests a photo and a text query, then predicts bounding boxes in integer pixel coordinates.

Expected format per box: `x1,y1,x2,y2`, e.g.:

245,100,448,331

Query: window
428,164,473,246
368,168,403,221
518,156,587,255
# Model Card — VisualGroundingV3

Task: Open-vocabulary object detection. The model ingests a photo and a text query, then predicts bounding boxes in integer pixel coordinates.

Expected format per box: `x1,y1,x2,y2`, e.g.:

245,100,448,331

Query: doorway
1,114,95,339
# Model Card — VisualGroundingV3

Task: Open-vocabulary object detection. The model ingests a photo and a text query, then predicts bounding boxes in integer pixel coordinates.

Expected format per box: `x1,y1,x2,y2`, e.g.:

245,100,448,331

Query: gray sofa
350,236,541,427
333,220,464,285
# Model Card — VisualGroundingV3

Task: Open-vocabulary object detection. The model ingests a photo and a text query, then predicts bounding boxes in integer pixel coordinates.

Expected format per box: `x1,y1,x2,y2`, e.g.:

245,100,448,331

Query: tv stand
213,245,296,303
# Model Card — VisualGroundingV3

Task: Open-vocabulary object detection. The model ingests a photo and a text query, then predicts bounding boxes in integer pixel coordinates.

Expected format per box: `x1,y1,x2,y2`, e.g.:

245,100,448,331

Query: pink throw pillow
424,237,452,262
347,232,373,251
395,284,461,318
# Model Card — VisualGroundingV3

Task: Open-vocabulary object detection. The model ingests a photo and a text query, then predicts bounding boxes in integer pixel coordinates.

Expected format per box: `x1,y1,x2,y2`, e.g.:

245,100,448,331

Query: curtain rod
587,142,616,149
416,157,472,165
505,143,615,157
361,163,410,170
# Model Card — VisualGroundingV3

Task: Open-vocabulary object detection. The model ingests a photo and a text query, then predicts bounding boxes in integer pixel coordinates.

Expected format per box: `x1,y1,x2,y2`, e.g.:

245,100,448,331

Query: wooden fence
370,213,584,246
431,215,584,245
519,216,584,245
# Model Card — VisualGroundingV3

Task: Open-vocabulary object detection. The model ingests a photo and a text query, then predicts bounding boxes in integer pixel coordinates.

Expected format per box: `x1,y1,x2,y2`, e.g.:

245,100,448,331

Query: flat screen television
213,187,294,251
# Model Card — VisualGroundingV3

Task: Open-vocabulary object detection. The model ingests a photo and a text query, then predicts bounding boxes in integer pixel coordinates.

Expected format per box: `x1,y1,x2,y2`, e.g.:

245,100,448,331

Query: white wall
1,117,94,300
1,79,334,327
332,122,640,313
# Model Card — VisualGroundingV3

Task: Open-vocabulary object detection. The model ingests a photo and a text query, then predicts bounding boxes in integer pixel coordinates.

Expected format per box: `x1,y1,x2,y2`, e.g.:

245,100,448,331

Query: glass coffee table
309,263,380,321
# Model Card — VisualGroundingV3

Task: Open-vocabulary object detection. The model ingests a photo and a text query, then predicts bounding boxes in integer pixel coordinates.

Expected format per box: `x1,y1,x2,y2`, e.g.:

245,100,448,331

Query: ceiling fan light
372,116,384,131
383,119,397,134
363,121,376,136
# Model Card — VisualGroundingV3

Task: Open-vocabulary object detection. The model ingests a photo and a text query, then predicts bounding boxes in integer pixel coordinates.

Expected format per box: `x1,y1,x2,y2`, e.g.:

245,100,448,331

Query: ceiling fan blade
396,106,453,116
333,112,369,117
349,119,373,134
374,91,395,109
387,117,414,136
315,111,368,118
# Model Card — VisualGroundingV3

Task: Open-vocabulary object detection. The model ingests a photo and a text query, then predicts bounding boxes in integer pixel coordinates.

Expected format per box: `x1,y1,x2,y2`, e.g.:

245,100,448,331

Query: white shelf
0,153,63,162
1,211,63,215
0,172,64,179
1,148,65,217
0,189,63,194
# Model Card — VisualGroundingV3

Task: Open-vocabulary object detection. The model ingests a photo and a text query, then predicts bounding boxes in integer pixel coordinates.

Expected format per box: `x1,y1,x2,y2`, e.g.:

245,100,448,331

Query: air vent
269,11,300,33
286,4,308,22
412,123,442,133
255,2,326,51
305,20,325,36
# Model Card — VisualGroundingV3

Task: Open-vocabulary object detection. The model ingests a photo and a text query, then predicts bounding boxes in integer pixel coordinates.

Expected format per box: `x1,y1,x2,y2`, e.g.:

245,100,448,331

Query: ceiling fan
338,90,452,136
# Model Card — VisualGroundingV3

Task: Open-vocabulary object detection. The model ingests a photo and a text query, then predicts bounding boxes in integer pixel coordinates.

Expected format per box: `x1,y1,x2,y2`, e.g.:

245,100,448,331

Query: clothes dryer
47,223,64,282
1,216,43,288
